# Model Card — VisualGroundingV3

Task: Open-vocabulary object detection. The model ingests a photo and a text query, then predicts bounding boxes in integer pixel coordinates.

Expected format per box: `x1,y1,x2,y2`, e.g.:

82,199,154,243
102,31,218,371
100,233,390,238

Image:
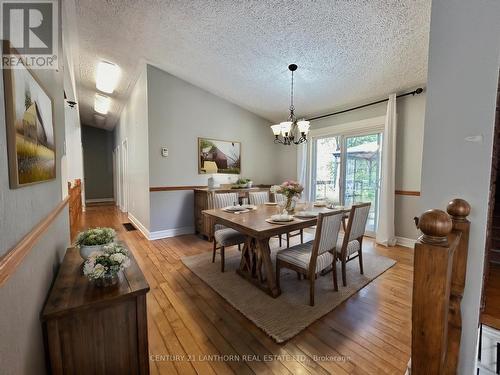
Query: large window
311,131,382,234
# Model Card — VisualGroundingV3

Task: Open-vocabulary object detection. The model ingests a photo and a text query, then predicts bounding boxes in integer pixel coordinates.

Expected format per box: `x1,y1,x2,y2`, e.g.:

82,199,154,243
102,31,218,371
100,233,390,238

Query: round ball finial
446,198,471,221
417,209,453,245
288,64,298,72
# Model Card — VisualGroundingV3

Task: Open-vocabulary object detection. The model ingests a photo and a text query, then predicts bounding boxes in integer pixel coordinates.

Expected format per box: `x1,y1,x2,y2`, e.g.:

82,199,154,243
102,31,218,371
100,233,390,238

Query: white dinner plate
294,211,318,218
223,206,247,212
264,202,277,206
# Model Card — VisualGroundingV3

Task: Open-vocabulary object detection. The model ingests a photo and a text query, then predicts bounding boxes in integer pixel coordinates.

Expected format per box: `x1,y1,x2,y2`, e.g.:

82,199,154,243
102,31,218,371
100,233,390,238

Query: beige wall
304,92,426,240
114,65,151,229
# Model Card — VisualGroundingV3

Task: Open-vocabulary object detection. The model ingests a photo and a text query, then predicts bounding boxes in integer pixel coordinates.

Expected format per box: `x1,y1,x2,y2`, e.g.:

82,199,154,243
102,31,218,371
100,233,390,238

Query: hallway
76,205,413,375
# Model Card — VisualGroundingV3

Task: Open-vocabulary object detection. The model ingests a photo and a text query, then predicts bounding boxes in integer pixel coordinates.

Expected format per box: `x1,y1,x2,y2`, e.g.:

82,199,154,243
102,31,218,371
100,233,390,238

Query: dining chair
249,191,285,247
276,210,344,306
211,192,245,272
273,193,304,248
248,191,269,205
336,202,371,286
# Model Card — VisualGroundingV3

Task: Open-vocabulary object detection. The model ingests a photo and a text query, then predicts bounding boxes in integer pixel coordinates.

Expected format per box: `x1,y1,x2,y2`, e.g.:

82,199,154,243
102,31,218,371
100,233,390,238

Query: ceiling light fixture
96,61,121,94
94,93,111,114
271,64,310,145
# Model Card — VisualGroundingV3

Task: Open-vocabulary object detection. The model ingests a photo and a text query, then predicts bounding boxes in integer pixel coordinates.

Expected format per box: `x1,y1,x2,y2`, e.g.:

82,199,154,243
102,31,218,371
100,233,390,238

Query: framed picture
198,137,241,175
3,42,56,188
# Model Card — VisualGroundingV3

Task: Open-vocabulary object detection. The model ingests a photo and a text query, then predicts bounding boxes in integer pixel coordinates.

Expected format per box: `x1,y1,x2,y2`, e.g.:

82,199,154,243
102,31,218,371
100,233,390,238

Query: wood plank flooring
76,205,413,374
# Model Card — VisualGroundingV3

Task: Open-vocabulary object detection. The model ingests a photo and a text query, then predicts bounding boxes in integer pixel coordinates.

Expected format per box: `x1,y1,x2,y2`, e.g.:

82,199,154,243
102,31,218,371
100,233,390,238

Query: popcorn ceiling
72,0,431,129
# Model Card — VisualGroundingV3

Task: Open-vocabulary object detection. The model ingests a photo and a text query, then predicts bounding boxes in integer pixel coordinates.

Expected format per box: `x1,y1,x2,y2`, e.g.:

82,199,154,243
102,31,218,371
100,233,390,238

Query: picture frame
198,137,241,175
2,41,56,188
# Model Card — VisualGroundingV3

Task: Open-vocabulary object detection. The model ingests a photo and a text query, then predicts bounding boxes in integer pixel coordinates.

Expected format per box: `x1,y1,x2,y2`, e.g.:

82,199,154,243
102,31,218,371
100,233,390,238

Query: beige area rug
182,245,396,343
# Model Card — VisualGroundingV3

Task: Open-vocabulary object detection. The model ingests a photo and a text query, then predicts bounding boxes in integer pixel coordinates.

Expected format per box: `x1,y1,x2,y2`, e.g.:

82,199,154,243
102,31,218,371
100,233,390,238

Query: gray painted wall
308,92,426,239
0,41,70,374
146,64,291,233
82,125,114,200
420,1,500,373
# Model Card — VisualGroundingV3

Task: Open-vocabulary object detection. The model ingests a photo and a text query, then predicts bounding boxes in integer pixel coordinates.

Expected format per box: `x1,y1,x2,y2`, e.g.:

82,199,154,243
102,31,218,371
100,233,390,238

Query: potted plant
273,180,304,213
75,227,116,260
83,243,130,287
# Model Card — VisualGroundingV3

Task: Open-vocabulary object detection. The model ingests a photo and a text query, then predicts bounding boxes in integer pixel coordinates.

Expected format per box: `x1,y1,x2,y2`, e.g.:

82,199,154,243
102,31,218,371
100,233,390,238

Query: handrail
411,198,471,374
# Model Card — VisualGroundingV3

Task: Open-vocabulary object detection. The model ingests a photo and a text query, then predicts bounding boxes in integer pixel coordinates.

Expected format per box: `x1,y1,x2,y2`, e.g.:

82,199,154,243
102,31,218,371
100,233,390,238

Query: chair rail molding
0,196,70,287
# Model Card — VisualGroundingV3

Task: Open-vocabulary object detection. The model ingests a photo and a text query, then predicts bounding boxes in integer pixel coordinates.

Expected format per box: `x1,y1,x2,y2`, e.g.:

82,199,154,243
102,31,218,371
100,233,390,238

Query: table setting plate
264,202,278,206
293,211,319,219
223,206,249,212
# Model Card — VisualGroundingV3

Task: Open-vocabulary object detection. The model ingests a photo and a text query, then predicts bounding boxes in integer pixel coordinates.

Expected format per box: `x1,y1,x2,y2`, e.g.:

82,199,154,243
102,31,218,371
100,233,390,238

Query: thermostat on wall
161,147,168,157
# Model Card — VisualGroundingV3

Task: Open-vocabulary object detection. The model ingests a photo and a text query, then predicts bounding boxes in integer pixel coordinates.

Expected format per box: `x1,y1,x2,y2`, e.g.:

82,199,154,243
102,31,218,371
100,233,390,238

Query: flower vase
79,244,104,260
285,196,296,214
94,272,120,288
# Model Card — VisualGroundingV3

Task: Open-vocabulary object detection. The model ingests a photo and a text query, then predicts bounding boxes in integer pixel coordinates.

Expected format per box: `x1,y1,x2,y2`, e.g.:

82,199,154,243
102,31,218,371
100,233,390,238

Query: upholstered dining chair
273,193,304,248
276,210,344,306
248,191,269,205
211,192,245,272
249,191,285,247
336,202,371,286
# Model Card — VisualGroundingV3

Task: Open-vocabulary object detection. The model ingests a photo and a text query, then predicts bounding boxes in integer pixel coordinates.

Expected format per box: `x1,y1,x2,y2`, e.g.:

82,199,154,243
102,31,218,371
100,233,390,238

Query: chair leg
220,246,225,272
300,229,304,244
276,261,281,293
279,235,282,247
342,260,347,287
238,243,241,252
309,273,316,306
212,240,217,263
286,232,290,248
358,249,364,275
297,271,301,280
332,260,338,291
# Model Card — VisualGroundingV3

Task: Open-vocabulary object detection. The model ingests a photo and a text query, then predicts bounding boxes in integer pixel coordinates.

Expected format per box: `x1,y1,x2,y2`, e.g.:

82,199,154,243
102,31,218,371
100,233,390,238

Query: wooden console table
194,186,270,240
41,247,150,375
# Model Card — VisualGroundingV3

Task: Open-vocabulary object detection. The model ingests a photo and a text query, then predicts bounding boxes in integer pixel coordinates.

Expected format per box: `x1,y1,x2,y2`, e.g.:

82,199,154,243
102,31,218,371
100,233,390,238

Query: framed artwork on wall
2,42,56,188
198,137,241,175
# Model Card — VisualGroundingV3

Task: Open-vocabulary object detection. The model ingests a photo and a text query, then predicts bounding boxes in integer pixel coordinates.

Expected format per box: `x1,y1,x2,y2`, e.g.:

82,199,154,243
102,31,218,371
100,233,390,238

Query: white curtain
297,143,309,200
376,94,397,247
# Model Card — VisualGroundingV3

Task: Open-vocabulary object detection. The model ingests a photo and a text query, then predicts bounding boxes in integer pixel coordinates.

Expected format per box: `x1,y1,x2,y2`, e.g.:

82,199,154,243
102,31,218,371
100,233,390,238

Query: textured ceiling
70,0,431,130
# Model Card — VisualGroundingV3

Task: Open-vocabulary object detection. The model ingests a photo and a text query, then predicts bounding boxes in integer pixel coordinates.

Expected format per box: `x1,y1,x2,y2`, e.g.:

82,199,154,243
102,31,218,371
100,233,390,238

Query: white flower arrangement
75,227,116,247
83,243,130,281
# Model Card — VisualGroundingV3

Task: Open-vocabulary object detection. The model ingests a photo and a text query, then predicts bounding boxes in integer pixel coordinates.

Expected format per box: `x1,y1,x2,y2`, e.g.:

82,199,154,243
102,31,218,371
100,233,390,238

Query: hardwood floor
76,205,413,374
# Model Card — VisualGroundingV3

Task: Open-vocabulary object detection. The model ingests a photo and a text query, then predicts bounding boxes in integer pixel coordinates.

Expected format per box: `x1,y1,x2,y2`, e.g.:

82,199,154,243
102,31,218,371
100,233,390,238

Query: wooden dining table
203,204,348,298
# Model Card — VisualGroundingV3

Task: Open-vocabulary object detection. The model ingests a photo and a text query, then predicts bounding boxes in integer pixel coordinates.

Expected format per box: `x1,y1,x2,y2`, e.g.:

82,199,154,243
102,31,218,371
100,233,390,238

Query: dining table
203,204,349,298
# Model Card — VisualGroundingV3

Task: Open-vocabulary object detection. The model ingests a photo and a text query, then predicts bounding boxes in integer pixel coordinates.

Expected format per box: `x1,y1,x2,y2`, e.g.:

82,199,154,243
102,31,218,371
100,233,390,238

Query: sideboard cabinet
42,247,150,375
194,186,270,240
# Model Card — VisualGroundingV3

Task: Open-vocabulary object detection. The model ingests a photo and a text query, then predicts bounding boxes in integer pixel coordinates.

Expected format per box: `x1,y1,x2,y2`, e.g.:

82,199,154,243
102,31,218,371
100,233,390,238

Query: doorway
310,129,382,235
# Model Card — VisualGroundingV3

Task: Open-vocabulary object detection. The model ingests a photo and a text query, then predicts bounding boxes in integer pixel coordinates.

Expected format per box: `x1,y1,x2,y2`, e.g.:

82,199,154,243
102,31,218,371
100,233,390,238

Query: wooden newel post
412,208,455,374
444,198,471,375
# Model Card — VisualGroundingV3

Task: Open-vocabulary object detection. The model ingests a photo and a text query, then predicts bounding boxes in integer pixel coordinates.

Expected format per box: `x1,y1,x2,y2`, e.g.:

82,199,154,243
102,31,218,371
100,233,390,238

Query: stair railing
412,198,471,374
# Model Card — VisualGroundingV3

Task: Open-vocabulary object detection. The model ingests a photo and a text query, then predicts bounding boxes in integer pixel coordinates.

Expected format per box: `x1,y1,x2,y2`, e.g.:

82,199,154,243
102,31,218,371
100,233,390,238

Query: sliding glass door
311,132,382,234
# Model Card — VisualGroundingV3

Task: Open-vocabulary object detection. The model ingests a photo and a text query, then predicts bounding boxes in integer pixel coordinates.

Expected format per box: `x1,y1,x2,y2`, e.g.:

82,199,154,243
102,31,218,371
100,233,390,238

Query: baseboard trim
127,213,150,240
149,226,195,240
396,236,417,249
86,198,114,203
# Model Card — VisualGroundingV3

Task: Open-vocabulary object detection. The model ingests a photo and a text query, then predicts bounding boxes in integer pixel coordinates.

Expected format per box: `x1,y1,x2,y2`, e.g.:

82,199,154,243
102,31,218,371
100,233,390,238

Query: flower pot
79,244,104,260
93,272,120,288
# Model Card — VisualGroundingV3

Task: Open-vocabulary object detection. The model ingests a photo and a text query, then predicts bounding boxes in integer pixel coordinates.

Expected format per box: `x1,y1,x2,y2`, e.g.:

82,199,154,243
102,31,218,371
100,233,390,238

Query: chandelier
270,64,310,145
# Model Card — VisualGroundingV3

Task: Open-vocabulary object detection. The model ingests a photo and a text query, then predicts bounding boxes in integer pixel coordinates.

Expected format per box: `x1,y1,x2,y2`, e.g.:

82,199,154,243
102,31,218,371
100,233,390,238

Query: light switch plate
161,147,168,157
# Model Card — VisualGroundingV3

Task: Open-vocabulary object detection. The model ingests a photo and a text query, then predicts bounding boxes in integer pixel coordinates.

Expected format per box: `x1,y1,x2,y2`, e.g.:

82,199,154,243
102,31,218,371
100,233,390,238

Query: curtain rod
306,87,424,122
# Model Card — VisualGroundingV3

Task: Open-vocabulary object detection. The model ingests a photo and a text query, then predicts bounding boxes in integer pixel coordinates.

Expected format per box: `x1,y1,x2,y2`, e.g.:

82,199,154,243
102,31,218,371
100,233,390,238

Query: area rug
181,245,396,343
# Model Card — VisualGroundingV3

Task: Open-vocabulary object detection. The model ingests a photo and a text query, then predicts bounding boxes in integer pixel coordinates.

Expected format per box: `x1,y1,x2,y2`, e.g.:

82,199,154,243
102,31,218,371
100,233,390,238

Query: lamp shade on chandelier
271,64,310,145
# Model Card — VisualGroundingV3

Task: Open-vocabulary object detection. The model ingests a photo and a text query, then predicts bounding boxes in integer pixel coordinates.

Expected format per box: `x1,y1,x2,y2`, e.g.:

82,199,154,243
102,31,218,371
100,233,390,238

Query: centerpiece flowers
83,243,131,287
75,227,116,260
271,180,304,213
